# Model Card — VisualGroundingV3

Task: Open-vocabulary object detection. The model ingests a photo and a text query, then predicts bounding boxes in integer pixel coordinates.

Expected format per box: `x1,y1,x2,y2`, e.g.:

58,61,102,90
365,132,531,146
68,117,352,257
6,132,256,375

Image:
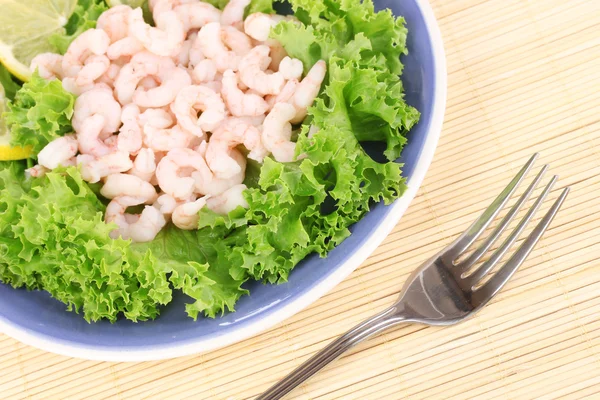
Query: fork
258,154,570,400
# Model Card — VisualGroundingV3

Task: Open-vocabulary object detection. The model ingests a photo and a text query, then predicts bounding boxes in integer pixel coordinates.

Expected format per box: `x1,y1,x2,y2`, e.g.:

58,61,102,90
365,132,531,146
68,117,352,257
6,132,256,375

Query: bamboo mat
2,0,600,398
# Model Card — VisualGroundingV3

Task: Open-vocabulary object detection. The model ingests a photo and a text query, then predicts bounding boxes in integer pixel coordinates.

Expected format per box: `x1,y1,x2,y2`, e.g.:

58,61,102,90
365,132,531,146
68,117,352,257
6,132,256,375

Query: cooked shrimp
139,108,174,129
172,197,209,230
97,63,122,88
144,125,194,151
174,2,221,34
193,142,246,196
238,45,284,95
129,7,184,57
262,102,297,162
279,57,303,80
266,39,288,71
79,151,134,183
206,184,248,215
37,135,79,170
96,5,132,43
221,69,269,117
289,60,326,123
101,173,158,203
61,77,95,96
221,26,253,56
114,51,179,105
206,117,267,178
75,54,110,86
202,79,223,93
156,148,212,199
196,22,240,72
25,165,49,179
76,115,117,157
118,104,143,154
221,0,250,30
243,13,286,42
171,85,226,137
172,38,193,67
107,37,145,61
191,59,217,84
30,53,64,80
106,196,166,242
129,149,156,181
72,86,122,136
265,79,298,110
62,29,110,78
153,193,179,215
133,66,191,108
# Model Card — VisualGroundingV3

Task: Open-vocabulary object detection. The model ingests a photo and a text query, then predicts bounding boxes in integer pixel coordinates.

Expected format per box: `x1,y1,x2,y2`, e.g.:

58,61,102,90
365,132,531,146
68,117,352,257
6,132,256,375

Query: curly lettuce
0,163,246,322
4,72,75,155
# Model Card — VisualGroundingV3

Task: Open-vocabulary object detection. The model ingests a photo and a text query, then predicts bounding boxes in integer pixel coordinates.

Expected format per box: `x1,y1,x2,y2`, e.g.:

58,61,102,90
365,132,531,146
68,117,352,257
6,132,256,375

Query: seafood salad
0,0,420,322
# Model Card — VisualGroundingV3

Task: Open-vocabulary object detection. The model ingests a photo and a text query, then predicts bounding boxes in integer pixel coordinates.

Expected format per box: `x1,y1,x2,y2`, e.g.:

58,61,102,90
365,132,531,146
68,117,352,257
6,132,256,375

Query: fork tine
442,154,538,264
463,175,557,287
457,165,548,273
472,186,570,306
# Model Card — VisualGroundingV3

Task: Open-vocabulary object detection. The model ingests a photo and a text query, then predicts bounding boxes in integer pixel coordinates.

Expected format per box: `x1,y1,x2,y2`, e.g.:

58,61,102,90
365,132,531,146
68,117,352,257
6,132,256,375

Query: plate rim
0,0,447,362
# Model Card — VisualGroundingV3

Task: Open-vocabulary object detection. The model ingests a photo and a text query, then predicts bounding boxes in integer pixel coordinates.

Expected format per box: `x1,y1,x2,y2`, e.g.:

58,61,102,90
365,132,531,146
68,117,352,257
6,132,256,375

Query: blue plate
0,0,446,361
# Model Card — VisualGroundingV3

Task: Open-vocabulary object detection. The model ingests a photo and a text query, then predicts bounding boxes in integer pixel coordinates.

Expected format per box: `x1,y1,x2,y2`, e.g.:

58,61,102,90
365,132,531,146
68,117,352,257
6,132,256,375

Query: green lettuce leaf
0,163,247,322
0,64,22,101
203,0,276,15
4,72,75,156
48,0,110,55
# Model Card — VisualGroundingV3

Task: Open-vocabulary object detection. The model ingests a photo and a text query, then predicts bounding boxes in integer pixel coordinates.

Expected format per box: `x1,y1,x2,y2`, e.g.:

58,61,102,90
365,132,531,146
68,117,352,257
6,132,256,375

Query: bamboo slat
1,0,599,398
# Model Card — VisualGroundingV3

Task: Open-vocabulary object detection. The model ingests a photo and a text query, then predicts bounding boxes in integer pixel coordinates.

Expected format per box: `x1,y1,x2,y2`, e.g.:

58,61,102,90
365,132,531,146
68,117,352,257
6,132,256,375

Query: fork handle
257,305,408,400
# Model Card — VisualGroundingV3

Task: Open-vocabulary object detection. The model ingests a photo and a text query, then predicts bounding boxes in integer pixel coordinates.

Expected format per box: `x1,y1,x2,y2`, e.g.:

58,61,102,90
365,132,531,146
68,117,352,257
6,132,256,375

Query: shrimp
114,52,181,105
61,78,91,95
133,66,191,108
25,165,49,179
76,115,116,157
118,104,143,154
153,193,179,215
173,2,221,34
139,108,174,129
172,38,193,67
262,102,296,162
72,86,122,136
97,63,122,88
206,117,267,178
279,57,303,80
265,79,297,111
266,39,288,71
144,125,194,151
96,5,132,43
289,60,326,123
196,22,239,73
30,53,64,80
101,173,158,203
62,29,110,78
37,135,79,170
172,197,209,230
107,37,145,61
243,13,286,42
156,148,212,199
129,148,157,182
221,69,269,117
79,151,134,183
171,85,226,137
75,54,111,86
221,26,253,56
106,196,166,242
191,59,217,84
238,45,284,95
193,142,246,196
202,79,223,93
128,7,184,57
206,184,248,215
221,0,250,30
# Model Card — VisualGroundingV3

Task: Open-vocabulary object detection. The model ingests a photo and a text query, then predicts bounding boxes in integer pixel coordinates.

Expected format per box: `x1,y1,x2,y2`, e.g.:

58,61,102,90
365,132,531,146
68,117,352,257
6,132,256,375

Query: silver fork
258,154,570,400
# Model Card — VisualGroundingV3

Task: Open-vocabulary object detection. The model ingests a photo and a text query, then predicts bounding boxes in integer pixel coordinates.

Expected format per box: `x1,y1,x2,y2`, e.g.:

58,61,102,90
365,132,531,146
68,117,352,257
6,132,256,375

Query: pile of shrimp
27,0,326,243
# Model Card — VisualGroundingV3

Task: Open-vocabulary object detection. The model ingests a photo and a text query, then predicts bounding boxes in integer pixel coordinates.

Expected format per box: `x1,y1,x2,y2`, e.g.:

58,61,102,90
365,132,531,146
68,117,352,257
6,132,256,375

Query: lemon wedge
0,0,77,82
0,85,32,160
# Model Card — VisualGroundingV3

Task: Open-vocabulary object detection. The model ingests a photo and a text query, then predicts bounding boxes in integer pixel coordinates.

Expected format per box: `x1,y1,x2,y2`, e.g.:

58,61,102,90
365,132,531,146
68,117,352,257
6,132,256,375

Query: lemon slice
0,0,77,82
0,85,32,160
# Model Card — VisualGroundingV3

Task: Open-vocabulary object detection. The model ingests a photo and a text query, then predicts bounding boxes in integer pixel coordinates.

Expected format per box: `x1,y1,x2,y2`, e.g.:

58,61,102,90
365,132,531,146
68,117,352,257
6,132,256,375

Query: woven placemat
2,0,600,398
